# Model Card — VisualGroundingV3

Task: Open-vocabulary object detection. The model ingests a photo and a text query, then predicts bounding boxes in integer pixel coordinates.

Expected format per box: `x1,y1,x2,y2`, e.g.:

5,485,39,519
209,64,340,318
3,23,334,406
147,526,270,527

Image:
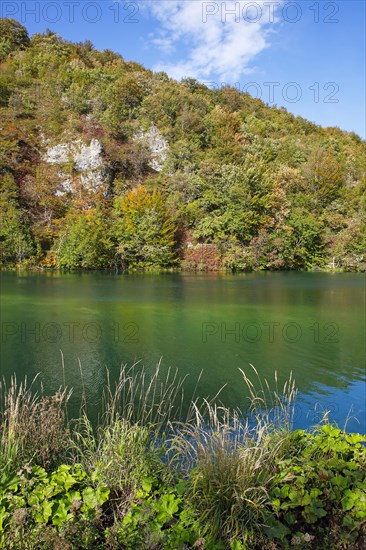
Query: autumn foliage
0,19,365,271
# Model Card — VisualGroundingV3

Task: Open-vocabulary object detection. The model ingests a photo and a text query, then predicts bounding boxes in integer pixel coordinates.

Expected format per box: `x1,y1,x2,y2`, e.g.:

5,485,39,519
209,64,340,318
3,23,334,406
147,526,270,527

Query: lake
0,271,365,432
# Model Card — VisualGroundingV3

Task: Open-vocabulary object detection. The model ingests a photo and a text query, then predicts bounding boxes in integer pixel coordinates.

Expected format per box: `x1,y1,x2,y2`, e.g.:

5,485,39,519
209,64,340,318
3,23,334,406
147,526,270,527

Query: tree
325,218,366,271
22,164,67,236
113,186,176,270
0,174,36,265
303,148,345,206
56,209,114,269
0,18,30,60
274,208,325,269
0,22,365,272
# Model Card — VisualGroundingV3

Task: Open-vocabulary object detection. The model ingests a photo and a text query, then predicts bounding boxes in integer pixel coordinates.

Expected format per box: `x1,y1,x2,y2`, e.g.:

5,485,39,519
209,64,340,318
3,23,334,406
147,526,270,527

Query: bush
0,18,29,60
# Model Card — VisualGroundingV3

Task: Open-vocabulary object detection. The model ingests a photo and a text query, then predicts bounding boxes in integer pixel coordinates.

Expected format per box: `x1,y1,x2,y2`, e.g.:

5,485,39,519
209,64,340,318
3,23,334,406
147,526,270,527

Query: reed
168,366,298,545
0,374,71,470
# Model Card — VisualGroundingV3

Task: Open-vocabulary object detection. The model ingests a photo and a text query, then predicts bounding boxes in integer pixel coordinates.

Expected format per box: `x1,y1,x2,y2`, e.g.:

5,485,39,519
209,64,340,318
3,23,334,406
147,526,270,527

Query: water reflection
1,271,365,431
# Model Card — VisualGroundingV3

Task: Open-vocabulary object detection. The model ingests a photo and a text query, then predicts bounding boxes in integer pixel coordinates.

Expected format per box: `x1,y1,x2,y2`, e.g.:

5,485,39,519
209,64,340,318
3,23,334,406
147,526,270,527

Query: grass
0,374,71,471
0,364,365,549
168,367,297,545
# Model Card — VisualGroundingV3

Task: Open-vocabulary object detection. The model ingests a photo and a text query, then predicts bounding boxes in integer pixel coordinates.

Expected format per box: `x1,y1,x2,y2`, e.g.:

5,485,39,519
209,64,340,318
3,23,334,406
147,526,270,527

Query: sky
2,0,365,138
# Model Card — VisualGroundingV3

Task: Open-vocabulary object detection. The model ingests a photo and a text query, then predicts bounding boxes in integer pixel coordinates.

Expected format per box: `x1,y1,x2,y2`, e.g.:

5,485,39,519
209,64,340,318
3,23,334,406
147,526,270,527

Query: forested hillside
1,18,365,271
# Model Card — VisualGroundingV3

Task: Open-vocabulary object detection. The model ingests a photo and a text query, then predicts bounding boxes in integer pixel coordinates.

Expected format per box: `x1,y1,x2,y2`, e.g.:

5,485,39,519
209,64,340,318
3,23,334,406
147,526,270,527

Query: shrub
0,18,29,60
169,368,297,547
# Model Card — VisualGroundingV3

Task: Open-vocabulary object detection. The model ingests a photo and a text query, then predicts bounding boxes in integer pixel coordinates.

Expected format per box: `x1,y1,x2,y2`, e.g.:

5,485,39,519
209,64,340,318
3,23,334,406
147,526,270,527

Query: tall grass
0,375,71,471
101,361,195,428
169,366,298,545
1,363,298,545
70,362,201,511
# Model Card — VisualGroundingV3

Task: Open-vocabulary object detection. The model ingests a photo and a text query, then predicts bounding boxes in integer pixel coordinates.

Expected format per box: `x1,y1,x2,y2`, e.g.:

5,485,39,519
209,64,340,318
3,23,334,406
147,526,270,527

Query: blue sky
2,1,365,137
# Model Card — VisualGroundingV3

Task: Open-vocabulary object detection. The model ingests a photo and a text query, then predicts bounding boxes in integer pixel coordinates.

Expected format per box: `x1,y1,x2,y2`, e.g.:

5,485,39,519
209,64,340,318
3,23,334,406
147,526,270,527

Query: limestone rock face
73,139,103,171
133,125,169,172
44,139,107,195
44,143,71,165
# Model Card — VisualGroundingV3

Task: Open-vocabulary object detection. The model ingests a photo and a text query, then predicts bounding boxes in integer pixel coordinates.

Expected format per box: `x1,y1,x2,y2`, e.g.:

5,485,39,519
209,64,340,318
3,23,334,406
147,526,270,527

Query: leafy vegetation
270,425,366,548
0,18,30,61
0,367,365,548
0,19,365,272
0,464,109,548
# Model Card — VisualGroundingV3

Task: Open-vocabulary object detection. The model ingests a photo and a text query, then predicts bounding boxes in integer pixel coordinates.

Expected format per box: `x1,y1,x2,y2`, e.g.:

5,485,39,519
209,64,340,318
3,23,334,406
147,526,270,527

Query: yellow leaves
116,185,166,221
314,151,344,187
207,105,241,141
119,185,151,209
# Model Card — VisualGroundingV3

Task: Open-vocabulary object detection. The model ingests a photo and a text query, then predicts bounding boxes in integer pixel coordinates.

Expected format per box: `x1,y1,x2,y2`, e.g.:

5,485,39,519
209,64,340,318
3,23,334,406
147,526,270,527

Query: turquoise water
0,271,365,432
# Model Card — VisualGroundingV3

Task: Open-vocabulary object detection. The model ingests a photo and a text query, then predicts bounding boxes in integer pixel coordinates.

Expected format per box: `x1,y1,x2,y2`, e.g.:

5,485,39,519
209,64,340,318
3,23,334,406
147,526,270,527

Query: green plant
0,18,29,60
107,477,201,549
56,208,114,270
73,416,166,513
1,367,366,549
0,376,71,472
113,186,177,271
0,463,109,548
71,363,194,513
169,368,297,547
268,425,366,548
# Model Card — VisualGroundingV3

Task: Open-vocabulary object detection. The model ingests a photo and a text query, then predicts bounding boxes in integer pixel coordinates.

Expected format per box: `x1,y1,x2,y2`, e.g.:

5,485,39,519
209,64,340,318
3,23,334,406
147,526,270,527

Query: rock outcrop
133,125,169,172
43,139,107,195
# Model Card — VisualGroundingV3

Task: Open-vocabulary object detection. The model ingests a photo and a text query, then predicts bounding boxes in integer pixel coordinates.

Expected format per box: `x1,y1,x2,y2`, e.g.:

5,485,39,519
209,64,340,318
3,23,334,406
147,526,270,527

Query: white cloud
142,1,284,82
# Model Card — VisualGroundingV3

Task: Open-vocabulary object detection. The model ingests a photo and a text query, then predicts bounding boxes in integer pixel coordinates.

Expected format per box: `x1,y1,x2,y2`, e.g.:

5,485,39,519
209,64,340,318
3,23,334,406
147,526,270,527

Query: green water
0,271,365,432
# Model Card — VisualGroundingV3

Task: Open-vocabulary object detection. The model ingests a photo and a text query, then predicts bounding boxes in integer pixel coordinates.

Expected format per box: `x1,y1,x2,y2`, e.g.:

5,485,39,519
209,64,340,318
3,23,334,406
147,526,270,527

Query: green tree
0,174,36,265
113,186,176,270
326,218,366,271
56,209,114,269
0,18,30,60
272,208,325,269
